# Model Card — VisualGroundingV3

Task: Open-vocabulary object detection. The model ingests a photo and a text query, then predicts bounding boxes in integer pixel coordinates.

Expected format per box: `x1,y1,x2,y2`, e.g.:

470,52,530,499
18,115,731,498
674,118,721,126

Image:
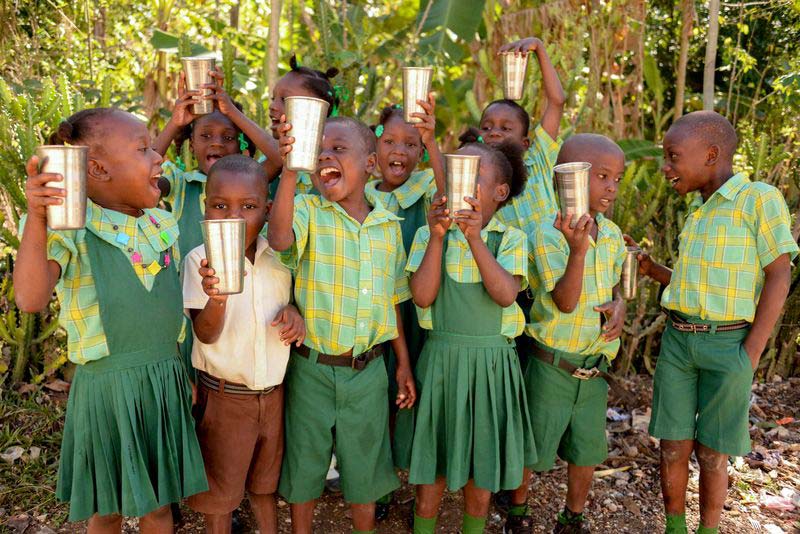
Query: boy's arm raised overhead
267,118,299,252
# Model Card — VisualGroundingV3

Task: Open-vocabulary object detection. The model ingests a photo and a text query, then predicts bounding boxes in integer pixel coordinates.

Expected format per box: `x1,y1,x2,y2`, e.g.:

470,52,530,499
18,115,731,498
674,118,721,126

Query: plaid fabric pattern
526,213,626,359
662,173,799,322
406,217,529,338
365,169,437,215
21,200,179,364
495,124,561,237
278,194,411,355
161,160,207,223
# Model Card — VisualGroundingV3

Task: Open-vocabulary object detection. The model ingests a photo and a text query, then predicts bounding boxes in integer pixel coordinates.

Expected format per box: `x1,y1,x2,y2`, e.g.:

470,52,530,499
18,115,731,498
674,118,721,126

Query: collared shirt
364,169,437,216
162,160,207,224
406,217,529,339
662,173,799,322
527,213,626,359
183,236,292,389
278,194,411,355
495,124,561,237
22,200,179,364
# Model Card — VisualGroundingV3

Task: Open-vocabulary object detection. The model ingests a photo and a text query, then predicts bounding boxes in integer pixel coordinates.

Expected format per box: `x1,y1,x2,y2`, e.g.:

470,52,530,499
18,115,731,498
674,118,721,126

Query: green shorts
649,318,754,456
278,350,399,504
525,344,609,471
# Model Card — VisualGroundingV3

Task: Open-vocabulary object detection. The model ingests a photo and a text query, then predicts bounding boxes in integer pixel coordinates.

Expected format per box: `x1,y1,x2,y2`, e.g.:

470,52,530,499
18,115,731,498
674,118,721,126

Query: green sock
462,512,487,534
508,504,529,517
413,512,436,534
352,530,375,534
696,527,719,534
665,513,688,534
376,492,392,505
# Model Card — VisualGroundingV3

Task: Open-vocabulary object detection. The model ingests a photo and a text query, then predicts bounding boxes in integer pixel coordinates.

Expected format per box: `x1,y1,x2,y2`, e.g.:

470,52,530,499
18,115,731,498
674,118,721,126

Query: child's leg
509,467,531,509
415,478,447,518
289,501,316,534
87,513,122,534
660,439,694,515
565,463,595,513
249,493,278,534
695,443,728,529
203,513,233,534
139,505,174,534
351,503,377,531
462,480,491,534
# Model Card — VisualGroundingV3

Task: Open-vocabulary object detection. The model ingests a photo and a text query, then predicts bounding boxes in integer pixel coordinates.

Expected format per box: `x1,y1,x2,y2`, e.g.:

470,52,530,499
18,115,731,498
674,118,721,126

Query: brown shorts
187,378,284,515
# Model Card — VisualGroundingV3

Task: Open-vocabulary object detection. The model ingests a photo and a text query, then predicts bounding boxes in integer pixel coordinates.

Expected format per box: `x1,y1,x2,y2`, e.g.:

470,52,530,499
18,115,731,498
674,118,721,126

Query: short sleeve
161,161,182,203
406,225,432,273
532,226,569,293
276,195,312,271
497,227,529,291
529,123,561,175
19,215,74,277
754,186,799,267
182,246,209,311
392,225,412,304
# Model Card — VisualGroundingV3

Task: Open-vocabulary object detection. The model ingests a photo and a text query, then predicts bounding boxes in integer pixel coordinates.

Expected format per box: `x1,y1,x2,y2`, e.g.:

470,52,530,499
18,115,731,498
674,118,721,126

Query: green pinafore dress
56,230,208,521
407,232,536,492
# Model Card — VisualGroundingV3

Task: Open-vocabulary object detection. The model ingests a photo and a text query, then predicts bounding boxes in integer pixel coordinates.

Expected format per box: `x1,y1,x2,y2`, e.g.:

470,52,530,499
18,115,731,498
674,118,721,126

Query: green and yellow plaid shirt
278,194,411,355
21,200,179,364
406,217,529,338
495,124,561,237
662,173,799,322
364,169,437,216
527,213,626,360
161,160,207,224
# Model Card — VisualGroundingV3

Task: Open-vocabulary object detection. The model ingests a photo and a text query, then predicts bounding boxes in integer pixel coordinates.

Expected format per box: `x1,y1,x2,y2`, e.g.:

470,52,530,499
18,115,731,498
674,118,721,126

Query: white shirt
183,236,292,389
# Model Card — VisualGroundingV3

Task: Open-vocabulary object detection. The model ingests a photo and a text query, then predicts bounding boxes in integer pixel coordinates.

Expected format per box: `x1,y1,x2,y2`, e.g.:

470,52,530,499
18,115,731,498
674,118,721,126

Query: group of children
13,32,798,534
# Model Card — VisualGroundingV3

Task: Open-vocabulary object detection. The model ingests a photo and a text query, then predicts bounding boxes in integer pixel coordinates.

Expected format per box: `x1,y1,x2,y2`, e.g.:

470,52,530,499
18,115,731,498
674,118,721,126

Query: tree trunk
266,0,283,94
703,0,720,110
674,0,694,119
230,0,240,29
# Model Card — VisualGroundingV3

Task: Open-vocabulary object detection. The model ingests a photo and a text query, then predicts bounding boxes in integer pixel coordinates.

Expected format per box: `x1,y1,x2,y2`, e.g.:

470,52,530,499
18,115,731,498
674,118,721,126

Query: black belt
295,344,384,371
198,371,277,396
530,344,634,404
668,312,749,333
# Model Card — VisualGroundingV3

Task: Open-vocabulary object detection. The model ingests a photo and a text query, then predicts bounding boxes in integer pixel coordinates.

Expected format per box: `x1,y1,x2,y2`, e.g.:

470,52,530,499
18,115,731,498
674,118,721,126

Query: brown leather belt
198,371,277,396
668,312,749,333
294,344,384,371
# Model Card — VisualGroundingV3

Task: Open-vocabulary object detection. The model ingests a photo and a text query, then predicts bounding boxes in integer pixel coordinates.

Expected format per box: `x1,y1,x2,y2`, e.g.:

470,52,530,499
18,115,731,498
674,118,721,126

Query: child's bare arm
412,93,446,196
267,119,298,252
14,156,63,312
153,72,200,156
623,235,672,286
550,212,592,313
410,196,450,307
743,253,791,369
391,306,416,409
189,259,228,344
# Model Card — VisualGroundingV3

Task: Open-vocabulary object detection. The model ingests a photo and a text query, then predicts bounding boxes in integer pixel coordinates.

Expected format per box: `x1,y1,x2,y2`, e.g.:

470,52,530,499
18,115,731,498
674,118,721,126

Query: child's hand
199,258,228,304
170,72,202,128
411,93,437,147
456,184,484,242
623,235,655,277
427,194,451,238
205,68,238,118
271,304,306,347
595,298,625,342
555,212,592,256
24,156,65,223
276,115,295,162
498,37,542,56
395,363,417,409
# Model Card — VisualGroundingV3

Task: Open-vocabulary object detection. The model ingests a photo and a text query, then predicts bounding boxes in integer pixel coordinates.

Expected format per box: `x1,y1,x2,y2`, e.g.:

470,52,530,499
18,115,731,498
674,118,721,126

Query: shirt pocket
703,224,753,266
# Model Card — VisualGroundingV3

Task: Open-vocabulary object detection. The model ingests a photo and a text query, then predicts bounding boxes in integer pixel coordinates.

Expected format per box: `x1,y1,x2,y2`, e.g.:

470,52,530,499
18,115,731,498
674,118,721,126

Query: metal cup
285,96,330,172
200,218,246,295
502,52,529,100
35,145,88,230
402,67,433,123
553,162,591,229
622,246,640,300
445,154,480,217
181,56,216,115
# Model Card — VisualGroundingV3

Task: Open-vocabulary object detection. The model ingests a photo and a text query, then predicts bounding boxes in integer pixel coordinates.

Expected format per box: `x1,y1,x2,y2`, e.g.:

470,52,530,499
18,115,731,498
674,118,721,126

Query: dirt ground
3,375,799,533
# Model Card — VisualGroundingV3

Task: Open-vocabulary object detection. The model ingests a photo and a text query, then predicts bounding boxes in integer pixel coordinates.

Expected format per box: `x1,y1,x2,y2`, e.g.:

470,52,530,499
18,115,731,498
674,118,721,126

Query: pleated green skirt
407,331,537,492
56,344,208,521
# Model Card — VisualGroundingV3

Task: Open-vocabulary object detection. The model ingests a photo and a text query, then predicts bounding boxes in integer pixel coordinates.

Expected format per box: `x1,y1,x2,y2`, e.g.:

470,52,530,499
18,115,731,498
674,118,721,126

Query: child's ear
87,157,111,183
365,151,377,175
706,144,720,166
494,182,510,203
522,137,531,150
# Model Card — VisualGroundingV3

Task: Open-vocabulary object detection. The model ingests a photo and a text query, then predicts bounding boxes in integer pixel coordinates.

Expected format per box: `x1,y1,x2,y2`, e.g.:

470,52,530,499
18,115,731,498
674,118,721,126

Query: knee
660,440,691,465
696,445,727,473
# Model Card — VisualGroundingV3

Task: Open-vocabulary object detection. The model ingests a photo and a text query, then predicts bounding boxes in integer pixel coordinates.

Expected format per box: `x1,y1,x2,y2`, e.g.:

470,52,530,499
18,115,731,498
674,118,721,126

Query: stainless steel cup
622,246,640,300
553,162,591,229
201,218,246,295
181,56,216,115
445,154,480,217
285,96,330,172
402,67,433,123
502,52,529,100
36,145,88,230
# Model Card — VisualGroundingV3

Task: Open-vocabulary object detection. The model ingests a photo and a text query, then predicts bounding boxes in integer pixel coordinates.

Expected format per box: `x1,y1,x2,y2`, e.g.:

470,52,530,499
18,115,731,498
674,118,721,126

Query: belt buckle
351,352,368,371
572,367,600,380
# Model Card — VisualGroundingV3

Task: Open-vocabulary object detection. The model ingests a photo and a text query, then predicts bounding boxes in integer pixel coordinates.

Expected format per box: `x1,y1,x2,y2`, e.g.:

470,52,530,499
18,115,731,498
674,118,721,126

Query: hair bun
324,67,340,79
289,54,300,71
458,126,483,146
48,120,74,145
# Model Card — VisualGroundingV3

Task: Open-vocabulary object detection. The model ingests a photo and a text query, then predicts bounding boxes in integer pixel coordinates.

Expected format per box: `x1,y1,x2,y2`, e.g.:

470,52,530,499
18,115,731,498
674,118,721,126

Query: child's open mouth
668,175,681,188
319,166,342,189
387,160,407,178
150,173,163,195
206,153,224,167
599,198,612,206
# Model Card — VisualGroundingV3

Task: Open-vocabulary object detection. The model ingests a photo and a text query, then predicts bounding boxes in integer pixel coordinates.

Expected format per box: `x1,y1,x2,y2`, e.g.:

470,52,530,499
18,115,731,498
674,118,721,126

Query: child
504,134,628,533
632,111,798,534
266,54,340,197
480,36,566,237
154,67,279,262
406,136,536,534
268,116,417,533
14,108,207,531
183,155,305,534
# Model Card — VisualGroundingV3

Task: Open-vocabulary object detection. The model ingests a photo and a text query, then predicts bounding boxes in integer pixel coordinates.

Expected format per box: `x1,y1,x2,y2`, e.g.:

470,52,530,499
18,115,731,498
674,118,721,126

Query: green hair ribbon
422,149,430,163
477,135,485,144
238,133,248,152
375,124,384,138
328,85,351,117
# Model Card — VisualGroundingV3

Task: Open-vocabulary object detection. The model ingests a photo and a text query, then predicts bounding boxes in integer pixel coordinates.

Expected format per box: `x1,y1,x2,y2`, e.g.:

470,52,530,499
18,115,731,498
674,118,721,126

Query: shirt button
361,288,368,294
359,321,365,328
